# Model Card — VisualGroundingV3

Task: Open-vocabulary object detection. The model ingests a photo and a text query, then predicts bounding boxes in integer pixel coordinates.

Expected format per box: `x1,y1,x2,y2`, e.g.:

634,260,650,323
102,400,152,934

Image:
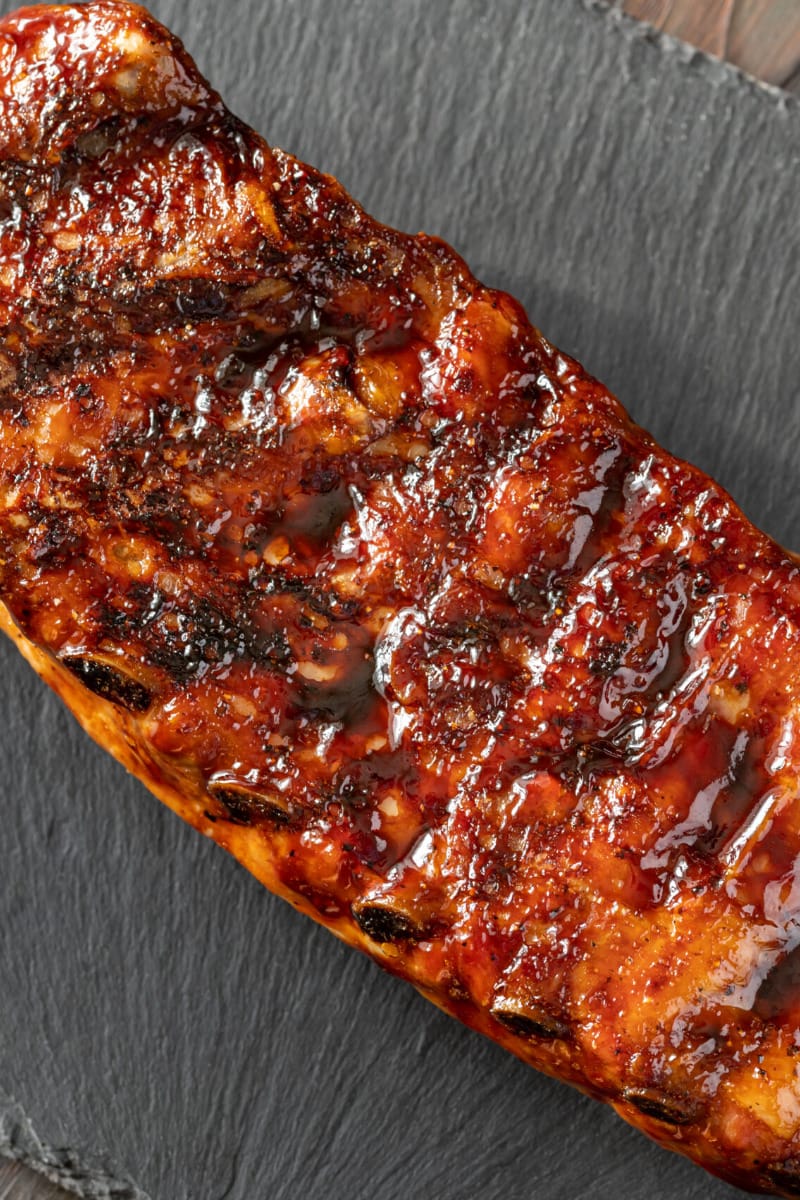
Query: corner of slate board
0,0,796,1196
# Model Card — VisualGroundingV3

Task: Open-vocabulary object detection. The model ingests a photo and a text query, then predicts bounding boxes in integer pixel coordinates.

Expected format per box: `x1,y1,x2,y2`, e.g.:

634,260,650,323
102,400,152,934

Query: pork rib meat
1,3,799,1194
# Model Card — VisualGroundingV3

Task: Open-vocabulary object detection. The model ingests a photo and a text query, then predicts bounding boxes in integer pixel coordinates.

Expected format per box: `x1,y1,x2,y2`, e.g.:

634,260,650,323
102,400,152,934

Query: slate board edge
0,1087,147,1199
584,0,799,112
0,0,795,1196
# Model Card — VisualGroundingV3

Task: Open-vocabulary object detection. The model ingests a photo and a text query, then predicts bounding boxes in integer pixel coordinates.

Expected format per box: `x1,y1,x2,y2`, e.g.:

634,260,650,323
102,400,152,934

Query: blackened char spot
103,481,196,555
61,655,152,713
767,1161,800,1196
0,157,40,218
491,1000,570,1041
28,512,84,564
588,639,626,678
208,781,291,826
352,902,421,944
262,569,359,620
622,1087,701,1126
140,594,291,684
110,276,233,330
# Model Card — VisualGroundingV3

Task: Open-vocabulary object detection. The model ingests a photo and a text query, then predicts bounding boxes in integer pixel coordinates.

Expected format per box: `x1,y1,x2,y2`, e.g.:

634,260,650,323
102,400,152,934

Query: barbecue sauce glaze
2,4,800,1193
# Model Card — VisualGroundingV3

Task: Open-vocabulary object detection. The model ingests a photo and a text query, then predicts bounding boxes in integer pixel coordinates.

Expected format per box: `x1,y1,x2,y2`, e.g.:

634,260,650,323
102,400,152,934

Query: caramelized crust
2,4,800,1193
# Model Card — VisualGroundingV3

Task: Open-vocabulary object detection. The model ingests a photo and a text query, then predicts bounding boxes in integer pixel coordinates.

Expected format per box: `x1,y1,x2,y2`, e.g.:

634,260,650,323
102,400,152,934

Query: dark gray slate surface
0,1,797,1197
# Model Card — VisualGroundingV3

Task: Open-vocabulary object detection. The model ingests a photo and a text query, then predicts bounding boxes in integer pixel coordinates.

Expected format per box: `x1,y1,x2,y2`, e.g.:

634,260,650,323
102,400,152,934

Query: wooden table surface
1,0,798,1197
0,1162,70,1200
621,0,800,92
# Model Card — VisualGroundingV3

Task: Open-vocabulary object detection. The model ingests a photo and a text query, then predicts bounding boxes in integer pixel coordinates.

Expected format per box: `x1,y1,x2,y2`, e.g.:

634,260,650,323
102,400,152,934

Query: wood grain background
0,1163,67,1200
621,0,800,92
1,0,798,1197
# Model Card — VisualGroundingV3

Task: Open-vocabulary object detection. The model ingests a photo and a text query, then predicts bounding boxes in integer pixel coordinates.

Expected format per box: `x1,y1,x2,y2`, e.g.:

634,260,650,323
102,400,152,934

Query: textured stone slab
0,1,797,1197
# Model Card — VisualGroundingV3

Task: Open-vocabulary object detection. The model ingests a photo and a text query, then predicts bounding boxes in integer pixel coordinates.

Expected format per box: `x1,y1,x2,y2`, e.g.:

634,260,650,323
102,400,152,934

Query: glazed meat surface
2,2,800,1194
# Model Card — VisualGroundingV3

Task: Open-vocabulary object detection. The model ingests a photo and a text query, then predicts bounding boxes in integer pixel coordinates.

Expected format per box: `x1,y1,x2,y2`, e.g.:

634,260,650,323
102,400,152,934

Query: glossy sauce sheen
1,3,799,1194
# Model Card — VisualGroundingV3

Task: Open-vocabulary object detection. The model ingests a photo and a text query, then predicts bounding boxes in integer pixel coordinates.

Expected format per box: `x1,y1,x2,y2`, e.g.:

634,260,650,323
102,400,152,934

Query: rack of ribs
1,2,799,1193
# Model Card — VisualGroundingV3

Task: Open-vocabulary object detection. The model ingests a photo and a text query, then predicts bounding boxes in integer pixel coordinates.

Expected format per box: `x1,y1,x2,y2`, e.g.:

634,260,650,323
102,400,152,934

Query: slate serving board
0,1,798,1197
